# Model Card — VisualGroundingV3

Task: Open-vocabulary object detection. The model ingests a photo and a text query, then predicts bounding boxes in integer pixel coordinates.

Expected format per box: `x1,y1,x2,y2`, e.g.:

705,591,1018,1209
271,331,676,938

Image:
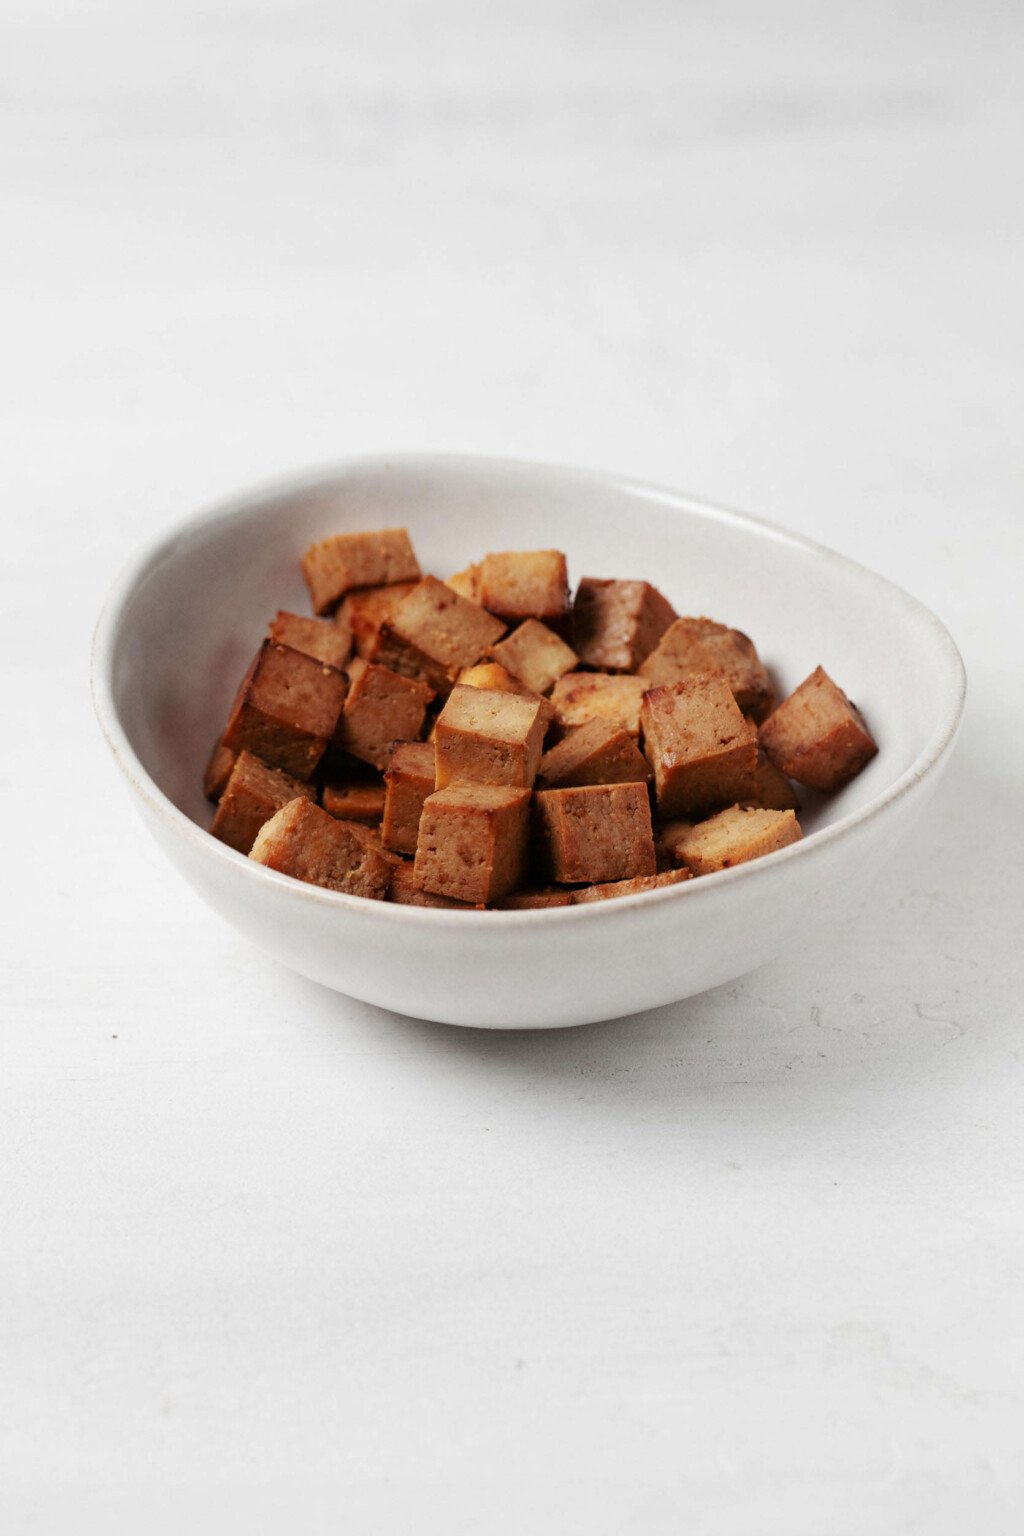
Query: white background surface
3,1,1022,1531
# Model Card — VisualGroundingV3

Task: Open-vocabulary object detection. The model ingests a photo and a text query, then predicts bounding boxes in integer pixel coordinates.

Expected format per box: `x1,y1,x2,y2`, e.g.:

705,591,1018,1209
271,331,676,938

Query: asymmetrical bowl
92,455,965,1027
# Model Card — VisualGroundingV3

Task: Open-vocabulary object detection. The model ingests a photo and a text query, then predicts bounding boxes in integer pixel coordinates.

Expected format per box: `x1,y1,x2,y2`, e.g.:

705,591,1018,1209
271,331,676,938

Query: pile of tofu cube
203,528,877,908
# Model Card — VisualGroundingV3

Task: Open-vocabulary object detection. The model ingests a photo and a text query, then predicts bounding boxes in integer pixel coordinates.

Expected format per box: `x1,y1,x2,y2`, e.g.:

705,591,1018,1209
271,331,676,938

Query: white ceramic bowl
92,454,965,1028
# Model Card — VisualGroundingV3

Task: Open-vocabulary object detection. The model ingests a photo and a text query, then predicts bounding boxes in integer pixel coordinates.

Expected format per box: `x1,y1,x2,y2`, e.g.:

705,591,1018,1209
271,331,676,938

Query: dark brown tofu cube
334,581,420,660
640,676,757,817
537,718,651,788
415,783,531,904
434,685,548,790
249,796,396,898
222,641,348,779
204,738,238,801
337,658,433,771
570,869,692,904
478,550,570,625
572,578,677,672
639,616,774,721
549,672,648,737
300,528,421,615
381,741,436,854
370,575,506,693
532,782,656,885
321,777,386,825
267,611,352,670
669,805,802,874
487,619,578,696
210,750,316,854
759,666,878,792
740,748,801,812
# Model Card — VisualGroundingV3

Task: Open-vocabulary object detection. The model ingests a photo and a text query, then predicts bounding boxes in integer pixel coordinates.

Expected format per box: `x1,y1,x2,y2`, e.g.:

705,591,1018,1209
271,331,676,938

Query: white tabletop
5,2,1022,1530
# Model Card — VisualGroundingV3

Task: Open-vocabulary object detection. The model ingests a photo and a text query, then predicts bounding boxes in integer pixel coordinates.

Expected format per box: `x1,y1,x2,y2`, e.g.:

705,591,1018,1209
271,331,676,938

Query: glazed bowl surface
92,454,965,1028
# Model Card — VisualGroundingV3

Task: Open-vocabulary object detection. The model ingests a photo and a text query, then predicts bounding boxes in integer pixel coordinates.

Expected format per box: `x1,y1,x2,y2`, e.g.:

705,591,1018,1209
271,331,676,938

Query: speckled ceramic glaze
92,455,965,1027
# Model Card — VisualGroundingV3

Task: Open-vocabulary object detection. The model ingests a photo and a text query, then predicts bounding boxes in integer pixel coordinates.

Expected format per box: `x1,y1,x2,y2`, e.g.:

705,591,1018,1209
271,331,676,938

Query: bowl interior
105,457,959,844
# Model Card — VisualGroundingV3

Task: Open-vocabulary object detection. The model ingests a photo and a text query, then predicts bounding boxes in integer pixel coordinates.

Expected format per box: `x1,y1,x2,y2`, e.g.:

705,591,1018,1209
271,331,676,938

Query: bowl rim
91,450,967,927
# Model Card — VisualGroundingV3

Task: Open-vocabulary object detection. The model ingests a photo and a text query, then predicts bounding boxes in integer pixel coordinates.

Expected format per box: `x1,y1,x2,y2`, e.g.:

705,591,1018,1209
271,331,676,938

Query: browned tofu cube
570,869,692,904
445,563,482,601
641,677,757,817
550,672,648,737
249,796,396,898
670,806,802,874
300,528,421,615
210,750,316,854
222,641,348,779
487,619,578,696
759,666,878,792
388,859,483,908
203,738,238,801
381,740,436,854
654,818,695,868
533,783,656,885
313,817,404,873
370,575,506,693
492,887,574,910
537,718,651,788
321,778,386,825
434,685,548,790
740,748,801,812
415,783,531,904
334,581,420,660
478,550,570,626
639,617,774,721
572,578,677,672
337,658,433,771
456,663,555,740
456,661,535,697
267,611,352,670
